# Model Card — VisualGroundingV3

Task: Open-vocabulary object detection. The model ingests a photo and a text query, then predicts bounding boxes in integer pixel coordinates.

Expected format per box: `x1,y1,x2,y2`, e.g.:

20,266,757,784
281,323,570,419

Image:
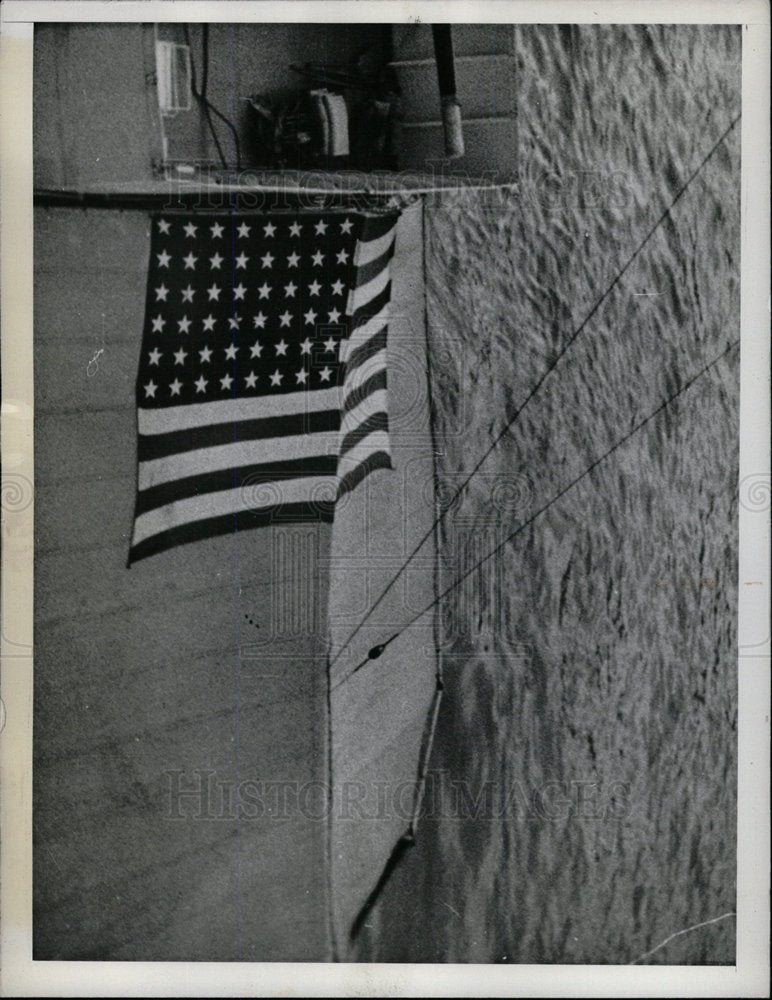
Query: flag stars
142,213,373,421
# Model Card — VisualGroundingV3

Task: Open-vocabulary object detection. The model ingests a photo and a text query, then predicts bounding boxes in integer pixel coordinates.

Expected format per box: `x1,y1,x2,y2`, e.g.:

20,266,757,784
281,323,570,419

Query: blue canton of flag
129,210,398,564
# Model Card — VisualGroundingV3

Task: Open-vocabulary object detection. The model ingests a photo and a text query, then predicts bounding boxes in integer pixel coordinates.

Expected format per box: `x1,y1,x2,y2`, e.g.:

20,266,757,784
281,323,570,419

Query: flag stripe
339,411,388,459
344,348,387,394
339,307,389,364
339,388,388,439
337,451,393,501
345,327,388,375
337,430,390,481
129,502,333,563
351,282,392,329
348,267,390,316
139,430,340,490
353,243,397,290
342,369,387,416
336,214,395,518
356,212,399,242
132,474,337,546
138,388,341,435
137,408,341,462
354,227,396,269
134,454,339,518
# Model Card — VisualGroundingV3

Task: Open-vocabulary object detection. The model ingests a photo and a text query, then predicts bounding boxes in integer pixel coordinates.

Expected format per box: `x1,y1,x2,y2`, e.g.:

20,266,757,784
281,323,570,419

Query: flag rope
331,338,739,692
340,334,738,941
327,112,741,677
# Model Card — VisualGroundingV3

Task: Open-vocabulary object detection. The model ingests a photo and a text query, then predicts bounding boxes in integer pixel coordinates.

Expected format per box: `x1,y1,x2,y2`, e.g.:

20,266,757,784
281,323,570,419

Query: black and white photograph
0,0,769,994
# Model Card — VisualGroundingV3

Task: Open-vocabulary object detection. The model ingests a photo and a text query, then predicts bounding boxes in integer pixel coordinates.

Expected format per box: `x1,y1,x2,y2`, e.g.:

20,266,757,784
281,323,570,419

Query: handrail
33,170,519,210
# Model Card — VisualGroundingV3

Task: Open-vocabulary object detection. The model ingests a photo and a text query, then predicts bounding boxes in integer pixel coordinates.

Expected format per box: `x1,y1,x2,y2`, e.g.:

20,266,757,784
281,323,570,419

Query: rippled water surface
356,24,740,964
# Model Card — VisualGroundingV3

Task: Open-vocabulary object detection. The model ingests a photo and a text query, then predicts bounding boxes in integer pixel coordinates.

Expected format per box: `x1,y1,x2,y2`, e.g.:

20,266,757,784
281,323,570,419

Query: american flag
128,210,398,564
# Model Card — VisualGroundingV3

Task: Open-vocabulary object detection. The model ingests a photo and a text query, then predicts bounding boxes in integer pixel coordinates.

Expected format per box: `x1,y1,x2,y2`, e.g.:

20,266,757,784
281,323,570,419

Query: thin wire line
184,24,243,170
630,911,736,964
331,339,738,691
328,112,740,673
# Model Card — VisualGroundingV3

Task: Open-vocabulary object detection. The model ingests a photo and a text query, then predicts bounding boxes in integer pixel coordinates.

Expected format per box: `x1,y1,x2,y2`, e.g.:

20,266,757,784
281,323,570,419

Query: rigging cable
183,24,243,170
331,338,739,692
328,111,741,675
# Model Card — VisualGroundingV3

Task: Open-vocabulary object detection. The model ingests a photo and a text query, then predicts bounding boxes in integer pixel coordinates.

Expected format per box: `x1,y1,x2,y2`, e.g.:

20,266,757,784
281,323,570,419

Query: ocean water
356,24,740,963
